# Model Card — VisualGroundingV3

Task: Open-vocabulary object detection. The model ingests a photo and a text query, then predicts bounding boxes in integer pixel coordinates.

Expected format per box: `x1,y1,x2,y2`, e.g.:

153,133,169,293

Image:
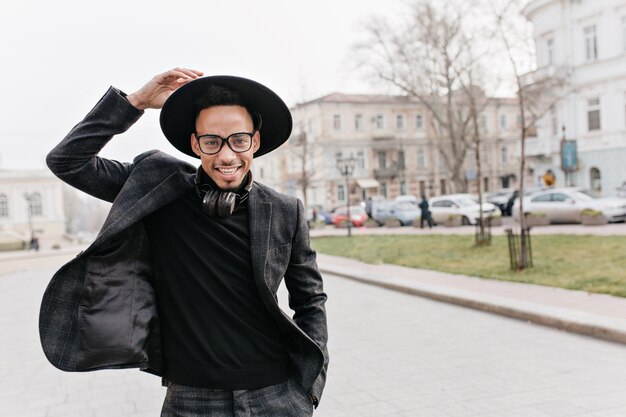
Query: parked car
318,209,335,225
332,205,369,227
371,200,420,226
429,194,500,225
513,187,626,223
394,194,419,207
485,189,517,216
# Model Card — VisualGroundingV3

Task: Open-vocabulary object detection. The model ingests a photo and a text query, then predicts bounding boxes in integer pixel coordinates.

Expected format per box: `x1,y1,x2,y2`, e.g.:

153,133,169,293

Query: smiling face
190,105,260,191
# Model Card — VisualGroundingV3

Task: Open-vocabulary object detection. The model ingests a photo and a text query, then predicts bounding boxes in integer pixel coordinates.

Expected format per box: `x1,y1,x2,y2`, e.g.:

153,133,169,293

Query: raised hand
127,68,204,110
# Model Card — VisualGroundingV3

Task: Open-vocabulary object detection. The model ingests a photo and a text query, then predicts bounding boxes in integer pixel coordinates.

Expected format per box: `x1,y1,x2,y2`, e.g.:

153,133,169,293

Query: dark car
485,189,517,216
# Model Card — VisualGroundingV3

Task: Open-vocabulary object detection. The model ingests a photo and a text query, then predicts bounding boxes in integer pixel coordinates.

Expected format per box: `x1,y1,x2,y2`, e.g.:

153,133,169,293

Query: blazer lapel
249,185,272,289
91,171,194,250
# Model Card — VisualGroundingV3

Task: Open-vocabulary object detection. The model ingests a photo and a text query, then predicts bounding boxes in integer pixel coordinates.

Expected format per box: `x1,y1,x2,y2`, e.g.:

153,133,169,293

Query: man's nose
217,142,237,161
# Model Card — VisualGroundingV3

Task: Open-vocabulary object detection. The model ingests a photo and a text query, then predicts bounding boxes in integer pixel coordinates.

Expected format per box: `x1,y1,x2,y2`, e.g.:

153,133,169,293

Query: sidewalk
317,253,626,345
310,220,626,237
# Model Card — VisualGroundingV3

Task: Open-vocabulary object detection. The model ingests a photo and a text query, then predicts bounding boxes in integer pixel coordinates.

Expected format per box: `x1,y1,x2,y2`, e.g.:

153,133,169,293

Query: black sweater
143,179,290,389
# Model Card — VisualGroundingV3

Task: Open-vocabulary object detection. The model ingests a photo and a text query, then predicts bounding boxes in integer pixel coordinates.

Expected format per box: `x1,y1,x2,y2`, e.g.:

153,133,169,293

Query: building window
29,193,43,216
400,180,407,195
483,177,490,192
551,108,558,136
0,195,8,217
355,114,363,131
584,25,597,61
398,150,405,170
501,147,508,164
439,179,447,195
622,17,626,53
587,98,601,131
590,167,602,192
419,180,426,197
337,184,345,201
546,38,554,65
517,115,522,129
333,114,341,131
416,114,423,130
417,148,426,168
375,115,384,129
500,114,507,129
438,152,446,169
380,182,387,198
378,151,387,168
396,114,405,130
356,151,365,169
480,115,488,133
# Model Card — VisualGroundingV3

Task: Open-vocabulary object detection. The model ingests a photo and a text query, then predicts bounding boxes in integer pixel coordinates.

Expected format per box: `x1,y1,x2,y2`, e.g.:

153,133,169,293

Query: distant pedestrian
30,234,39,251
543,169,556,188
418,195,433,228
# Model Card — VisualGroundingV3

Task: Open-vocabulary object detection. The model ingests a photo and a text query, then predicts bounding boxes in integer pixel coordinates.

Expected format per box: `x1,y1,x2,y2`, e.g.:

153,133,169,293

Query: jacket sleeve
46,87,144,202
283,199,329,406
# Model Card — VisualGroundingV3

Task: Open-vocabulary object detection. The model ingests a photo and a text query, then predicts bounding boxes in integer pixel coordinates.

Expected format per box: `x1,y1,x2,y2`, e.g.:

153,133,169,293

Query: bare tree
490,0,569,269
354,0,498,194
284,120,324,212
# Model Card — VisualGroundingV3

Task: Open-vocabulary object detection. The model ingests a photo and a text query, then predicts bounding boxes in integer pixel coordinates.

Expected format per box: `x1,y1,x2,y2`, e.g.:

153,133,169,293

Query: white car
429,194,500,225
513,187,626,223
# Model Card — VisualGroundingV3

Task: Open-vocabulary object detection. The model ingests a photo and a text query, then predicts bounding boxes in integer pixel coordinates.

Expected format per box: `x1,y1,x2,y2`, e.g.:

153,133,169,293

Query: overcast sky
1,0,405,170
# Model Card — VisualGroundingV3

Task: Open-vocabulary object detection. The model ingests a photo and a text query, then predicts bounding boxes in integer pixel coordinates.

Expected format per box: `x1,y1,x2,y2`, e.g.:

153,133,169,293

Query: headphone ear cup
217,192,237,217
202,190,238,217
203,190,220,217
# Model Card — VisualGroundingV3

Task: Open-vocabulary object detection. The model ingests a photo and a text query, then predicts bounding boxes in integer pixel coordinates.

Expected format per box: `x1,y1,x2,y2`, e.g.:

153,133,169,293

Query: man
418,195,433,229
39,68,328,416
542,169,556,188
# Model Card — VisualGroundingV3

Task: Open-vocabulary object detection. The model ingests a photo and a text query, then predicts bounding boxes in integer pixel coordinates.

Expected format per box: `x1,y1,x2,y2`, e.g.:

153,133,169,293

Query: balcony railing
374,166,400,179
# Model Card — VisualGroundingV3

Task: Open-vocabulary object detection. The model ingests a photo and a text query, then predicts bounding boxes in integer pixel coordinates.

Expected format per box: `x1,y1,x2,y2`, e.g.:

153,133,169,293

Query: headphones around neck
194,167,254,217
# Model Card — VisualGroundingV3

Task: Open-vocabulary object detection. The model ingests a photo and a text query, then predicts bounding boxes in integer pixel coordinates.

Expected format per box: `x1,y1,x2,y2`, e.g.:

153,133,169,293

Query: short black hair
194,85,262,131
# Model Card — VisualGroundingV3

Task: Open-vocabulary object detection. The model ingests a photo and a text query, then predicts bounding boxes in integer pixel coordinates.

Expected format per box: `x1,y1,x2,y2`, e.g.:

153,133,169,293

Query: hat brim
160,75,292,158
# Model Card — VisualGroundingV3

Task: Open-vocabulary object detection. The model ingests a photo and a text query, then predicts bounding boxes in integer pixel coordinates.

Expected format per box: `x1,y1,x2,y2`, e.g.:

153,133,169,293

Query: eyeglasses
194,131,256,155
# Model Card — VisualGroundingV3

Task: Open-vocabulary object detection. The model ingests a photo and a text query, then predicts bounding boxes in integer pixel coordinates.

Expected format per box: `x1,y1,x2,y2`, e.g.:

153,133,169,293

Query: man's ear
252,132,261,153
190,134,201,156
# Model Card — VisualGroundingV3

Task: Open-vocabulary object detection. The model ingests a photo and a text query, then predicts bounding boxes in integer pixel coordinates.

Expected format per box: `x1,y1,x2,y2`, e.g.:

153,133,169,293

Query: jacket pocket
79,247,137,350
264,243,291,293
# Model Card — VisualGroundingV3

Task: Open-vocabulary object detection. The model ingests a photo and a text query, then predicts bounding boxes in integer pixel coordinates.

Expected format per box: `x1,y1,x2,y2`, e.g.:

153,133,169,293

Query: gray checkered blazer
39,88,328,405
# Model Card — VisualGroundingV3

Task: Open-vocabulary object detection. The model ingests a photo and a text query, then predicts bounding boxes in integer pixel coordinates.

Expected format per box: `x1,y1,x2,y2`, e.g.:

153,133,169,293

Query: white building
523,0,626,195
0,170,65,248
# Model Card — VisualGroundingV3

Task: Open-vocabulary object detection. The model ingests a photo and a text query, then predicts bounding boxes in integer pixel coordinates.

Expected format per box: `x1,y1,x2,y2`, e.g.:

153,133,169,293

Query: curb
319,264,626,346
0,246,86,262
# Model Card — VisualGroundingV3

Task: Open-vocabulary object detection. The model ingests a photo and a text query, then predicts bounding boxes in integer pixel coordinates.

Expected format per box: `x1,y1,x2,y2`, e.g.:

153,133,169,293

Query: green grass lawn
311,235,626,297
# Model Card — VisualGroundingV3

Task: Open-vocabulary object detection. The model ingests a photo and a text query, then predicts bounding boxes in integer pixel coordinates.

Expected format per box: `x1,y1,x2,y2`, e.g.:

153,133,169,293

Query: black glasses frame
194,131,257,155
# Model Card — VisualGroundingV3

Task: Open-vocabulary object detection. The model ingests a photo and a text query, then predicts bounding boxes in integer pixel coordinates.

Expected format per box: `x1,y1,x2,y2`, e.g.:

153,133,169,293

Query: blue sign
561,140,578,172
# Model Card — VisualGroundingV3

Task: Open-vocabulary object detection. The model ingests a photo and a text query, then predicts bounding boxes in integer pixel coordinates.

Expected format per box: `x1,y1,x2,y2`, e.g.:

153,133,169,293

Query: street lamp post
23,193,34,249
336,156,357,237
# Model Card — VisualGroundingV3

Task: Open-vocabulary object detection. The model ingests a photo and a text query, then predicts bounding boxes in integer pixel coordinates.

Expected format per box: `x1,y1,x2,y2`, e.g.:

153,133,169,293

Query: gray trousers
160,378,314,417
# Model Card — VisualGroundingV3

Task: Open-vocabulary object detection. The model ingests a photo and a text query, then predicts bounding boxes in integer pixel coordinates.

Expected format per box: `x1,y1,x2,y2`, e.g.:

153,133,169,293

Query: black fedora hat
160,75,292,158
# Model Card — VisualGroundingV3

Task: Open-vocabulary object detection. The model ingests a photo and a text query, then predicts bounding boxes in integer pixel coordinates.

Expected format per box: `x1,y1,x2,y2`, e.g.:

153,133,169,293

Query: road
1,254,626,416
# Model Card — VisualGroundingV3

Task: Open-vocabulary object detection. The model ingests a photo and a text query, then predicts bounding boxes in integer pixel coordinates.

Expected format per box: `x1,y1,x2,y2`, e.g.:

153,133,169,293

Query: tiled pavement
1,251,626,416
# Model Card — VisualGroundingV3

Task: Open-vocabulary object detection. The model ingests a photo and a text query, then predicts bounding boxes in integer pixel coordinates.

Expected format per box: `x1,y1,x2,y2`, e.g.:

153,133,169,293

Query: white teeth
218,167,239,175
